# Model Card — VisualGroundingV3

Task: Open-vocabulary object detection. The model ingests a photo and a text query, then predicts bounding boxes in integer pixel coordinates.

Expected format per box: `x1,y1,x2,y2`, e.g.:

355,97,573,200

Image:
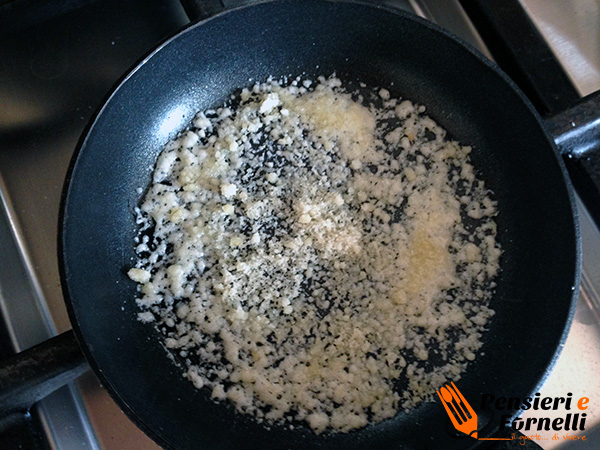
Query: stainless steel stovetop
0,0,598,449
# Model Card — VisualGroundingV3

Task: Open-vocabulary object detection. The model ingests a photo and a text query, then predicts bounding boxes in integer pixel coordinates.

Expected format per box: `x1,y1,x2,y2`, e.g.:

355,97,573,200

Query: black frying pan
1,1,587,449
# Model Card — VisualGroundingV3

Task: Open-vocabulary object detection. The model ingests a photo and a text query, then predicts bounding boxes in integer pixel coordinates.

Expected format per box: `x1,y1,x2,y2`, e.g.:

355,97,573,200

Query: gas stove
0,1,598,449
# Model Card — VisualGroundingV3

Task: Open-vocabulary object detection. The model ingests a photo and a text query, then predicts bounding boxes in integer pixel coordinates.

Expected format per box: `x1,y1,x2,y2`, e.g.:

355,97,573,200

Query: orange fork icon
436,382,513,441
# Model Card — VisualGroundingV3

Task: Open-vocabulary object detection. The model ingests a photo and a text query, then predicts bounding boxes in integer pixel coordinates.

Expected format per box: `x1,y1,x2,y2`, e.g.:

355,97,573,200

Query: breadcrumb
128,75,501,434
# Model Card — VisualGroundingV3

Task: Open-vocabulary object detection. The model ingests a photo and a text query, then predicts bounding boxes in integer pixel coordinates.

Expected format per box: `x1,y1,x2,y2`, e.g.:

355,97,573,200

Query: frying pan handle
0,330,88,427
546,91,600,227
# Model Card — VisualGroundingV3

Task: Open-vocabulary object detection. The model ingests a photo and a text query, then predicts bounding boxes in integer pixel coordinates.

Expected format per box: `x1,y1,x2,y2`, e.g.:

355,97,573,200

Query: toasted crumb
298,214,311,224
127,268,151,284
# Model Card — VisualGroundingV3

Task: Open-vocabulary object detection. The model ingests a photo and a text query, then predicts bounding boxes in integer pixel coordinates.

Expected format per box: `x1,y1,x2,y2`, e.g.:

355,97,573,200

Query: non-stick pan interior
61,1,579,449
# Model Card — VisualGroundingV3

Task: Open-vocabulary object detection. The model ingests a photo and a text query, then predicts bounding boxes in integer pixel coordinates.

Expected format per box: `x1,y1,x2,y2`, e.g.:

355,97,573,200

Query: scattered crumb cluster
127,75,501,433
